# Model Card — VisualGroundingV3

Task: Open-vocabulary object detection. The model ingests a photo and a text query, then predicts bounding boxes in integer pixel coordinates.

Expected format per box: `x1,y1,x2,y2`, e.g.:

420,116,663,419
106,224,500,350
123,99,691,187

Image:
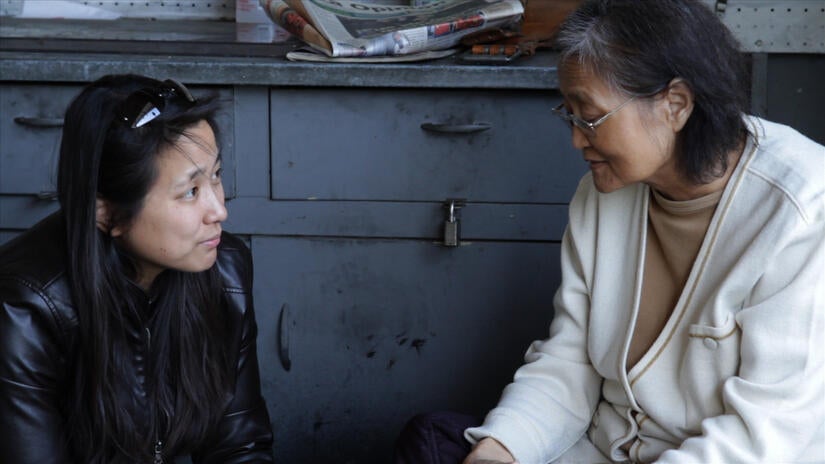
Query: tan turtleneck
627,188,723,370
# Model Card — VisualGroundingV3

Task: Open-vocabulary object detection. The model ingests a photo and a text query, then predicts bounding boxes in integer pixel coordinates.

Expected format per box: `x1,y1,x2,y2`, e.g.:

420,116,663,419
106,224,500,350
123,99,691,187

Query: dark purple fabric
394,411,482,464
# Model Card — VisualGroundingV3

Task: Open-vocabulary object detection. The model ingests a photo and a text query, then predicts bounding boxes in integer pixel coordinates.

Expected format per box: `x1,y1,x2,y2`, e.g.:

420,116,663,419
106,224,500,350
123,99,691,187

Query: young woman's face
558,64,680,194
113,120,226,288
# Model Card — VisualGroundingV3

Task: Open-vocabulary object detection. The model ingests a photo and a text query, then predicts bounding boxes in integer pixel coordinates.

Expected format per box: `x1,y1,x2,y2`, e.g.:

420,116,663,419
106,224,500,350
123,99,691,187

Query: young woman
0,74,274,462
396,1,824,462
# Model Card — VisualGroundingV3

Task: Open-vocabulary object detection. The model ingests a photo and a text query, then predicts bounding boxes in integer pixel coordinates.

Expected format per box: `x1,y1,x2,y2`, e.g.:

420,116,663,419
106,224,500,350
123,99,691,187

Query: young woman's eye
183,186,198,199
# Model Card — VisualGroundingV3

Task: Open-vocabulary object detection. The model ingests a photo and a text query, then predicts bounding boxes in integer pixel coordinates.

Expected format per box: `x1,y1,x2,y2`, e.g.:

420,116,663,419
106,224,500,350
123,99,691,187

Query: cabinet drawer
0,83,236,198
270,88,586,203
0,84,78,196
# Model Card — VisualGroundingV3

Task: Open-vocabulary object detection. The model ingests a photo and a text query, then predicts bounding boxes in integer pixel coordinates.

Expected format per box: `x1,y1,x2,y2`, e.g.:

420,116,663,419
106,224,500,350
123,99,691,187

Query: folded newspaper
259,0,524,58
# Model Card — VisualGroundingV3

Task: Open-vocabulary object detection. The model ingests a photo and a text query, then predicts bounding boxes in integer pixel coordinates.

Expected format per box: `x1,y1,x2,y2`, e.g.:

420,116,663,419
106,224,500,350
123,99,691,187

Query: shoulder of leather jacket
0,213,254,334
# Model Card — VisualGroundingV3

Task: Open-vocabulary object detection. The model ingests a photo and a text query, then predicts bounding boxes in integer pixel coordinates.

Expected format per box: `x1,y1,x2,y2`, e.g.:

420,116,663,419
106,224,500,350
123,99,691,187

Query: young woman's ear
663,77,694,132
95,197,124,237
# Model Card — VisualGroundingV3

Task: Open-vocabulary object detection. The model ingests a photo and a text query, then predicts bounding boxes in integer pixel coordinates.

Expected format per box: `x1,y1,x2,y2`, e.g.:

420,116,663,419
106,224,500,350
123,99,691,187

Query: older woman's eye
579,109,600,122
211,167,223,183
183,186,198,199
577,104,599,121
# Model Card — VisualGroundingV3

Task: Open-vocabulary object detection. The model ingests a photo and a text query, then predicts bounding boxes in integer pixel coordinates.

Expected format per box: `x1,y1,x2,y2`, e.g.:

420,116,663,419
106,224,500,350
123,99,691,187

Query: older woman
396,1,824,463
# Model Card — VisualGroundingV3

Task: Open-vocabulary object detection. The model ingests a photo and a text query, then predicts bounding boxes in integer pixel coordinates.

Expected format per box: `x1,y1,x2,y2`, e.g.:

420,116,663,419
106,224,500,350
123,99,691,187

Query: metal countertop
0,18,560,89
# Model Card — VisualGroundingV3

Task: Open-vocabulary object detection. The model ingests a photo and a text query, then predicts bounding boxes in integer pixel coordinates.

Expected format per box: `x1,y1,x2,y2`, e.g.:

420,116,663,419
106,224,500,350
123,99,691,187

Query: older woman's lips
202,235,221,248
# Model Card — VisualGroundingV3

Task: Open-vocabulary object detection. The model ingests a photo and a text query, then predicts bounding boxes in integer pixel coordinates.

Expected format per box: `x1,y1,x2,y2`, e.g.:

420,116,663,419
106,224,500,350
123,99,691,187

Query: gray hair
555,0,750,183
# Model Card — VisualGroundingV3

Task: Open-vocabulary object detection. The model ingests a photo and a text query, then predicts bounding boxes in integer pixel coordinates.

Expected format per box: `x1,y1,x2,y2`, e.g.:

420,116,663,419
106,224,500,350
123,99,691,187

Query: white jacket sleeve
465,181,604,464
657,214,825,463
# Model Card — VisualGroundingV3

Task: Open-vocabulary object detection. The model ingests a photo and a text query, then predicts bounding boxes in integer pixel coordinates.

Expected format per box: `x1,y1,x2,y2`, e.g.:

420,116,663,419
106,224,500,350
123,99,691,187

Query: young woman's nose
204,184,228,223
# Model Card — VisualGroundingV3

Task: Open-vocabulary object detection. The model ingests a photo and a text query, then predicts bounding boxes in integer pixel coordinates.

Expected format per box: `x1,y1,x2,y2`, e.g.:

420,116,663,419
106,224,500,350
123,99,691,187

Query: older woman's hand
462,437,519,464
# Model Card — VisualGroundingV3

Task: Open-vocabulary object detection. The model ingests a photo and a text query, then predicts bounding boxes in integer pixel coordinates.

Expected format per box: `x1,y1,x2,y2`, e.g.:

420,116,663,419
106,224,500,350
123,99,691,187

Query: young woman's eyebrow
174,150,221,188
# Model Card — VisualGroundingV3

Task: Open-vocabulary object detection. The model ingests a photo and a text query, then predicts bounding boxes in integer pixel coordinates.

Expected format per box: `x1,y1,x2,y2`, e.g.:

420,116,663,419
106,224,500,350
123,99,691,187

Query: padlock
444,217,459,247
442,199,464,247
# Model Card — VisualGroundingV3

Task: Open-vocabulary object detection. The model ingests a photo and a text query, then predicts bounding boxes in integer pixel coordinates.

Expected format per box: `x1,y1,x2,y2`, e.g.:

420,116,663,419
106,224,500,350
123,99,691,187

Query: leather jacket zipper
146,327,164,464
153,439,164,464
152,440,163,464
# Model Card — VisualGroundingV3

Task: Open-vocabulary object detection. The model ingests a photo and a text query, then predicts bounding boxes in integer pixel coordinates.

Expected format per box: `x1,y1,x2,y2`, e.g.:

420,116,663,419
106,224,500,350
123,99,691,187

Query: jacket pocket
680,314,741,431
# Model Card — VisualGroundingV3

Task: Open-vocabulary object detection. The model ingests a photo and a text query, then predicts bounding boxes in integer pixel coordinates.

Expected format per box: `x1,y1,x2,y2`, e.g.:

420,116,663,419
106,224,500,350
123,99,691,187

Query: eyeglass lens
552,104,596,135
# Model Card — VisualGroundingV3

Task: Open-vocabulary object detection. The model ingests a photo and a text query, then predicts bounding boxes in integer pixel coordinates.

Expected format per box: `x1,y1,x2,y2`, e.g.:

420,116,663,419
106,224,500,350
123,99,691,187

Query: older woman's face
112,120,226,288
558,64,679,194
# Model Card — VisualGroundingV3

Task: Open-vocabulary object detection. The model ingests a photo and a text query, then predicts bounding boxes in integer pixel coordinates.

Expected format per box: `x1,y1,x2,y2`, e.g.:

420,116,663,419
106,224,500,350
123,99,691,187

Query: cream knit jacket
466,116,825,463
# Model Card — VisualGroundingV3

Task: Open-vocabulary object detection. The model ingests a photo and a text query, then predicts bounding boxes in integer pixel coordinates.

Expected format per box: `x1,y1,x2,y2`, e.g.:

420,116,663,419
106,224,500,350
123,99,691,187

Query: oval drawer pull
278,303,292,371
420,122,492,134
14,117,65,128
37,191,58,201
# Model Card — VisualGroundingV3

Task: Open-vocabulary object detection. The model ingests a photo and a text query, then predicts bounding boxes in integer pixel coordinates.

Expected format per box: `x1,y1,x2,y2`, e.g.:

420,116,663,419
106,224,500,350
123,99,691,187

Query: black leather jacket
0,213,274,463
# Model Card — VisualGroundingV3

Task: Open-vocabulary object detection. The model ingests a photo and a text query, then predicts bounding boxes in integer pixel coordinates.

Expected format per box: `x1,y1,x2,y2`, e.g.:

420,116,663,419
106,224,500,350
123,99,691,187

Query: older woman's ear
663,77,694,132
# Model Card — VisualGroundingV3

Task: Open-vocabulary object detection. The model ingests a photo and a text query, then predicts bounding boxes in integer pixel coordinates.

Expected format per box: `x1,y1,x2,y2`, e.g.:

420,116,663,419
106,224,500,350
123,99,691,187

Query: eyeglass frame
117,78,196,129
551,95,637,137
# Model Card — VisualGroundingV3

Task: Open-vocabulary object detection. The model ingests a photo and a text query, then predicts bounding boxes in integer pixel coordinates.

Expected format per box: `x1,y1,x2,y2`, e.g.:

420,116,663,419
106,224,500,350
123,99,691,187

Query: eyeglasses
118,78,196,129
552,95,637,137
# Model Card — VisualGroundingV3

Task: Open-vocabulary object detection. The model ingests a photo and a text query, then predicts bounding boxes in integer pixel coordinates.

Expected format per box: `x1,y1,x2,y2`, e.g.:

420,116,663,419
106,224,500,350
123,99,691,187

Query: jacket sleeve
0,280,73,463
657,215,825,463
464,179,603,464
192,241,274,463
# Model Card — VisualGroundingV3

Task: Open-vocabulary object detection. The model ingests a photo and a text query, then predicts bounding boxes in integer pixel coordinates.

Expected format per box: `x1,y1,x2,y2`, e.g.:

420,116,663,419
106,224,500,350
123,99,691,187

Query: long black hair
555,0,750,184
57,74,231,462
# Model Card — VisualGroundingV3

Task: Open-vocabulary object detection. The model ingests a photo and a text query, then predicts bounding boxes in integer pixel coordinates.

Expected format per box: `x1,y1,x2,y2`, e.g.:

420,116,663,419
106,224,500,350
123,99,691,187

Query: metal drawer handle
14,117,65,128
278,303,292,371
37,191,58,201
420,122,492,134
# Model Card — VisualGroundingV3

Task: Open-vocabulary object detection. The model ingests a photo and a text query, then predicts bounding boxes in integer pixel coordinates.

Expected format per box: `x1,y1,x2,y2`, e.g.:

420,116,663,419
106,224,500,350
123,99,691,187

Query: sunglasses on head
118,78,196,129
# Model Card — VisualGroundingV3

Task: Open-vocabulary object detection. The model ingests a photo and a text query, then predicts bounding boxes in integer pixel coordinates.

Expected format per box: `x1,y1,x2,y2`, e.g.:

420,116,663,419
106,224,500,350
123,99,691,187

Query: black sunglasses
118,78,196,129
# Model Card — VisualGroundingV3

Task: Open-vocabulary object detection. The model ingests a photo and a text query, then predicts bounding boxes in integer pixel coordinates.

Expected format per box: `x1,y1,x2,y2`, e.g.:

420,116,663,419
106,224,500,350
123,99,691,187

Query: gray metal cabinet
0,84,76,197
253,237,561,463
244,87,586,463
0,84,77,230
